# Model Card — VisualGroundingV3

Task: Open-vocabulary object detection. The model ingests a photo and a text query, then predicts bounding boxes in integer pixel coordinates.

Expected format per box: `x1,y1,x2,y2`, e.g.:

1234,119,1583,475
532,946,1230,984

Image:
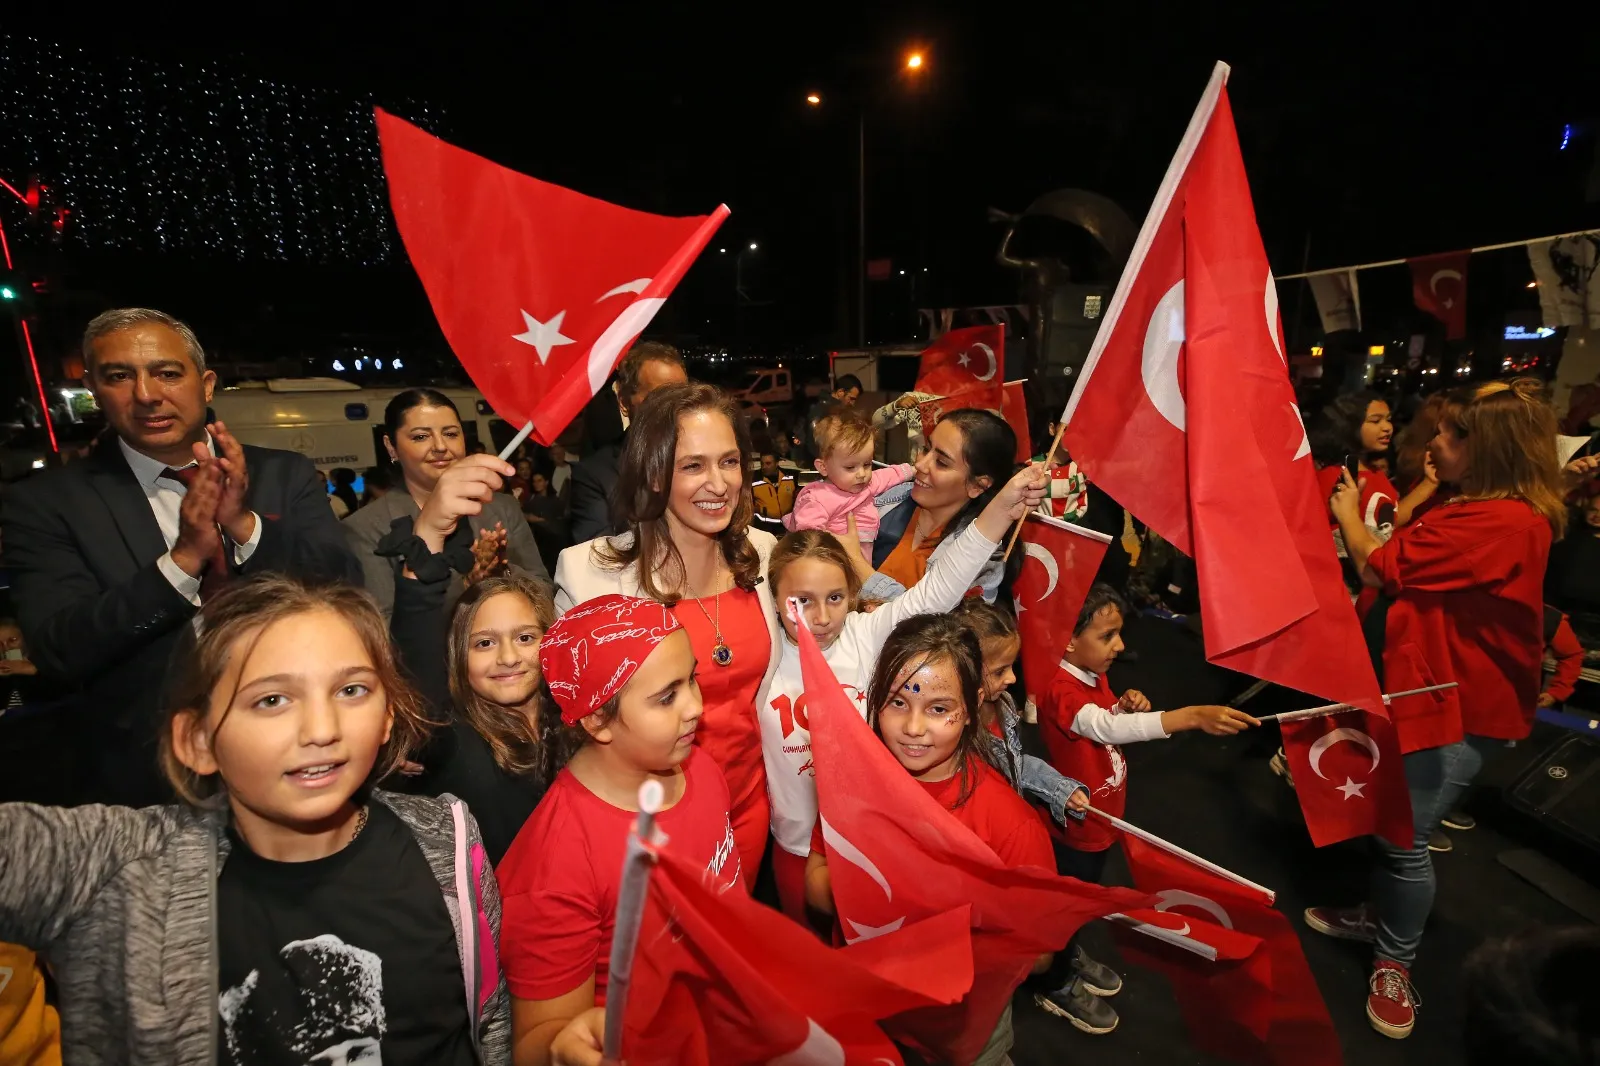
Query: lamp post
808,48,925,349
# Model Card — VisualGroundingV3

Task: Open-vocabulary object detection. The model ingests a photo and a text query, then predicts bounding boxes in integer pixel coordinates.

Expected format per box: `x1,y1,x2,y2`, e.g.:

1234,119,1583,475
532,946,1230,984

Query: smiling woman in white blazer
553,382,782,885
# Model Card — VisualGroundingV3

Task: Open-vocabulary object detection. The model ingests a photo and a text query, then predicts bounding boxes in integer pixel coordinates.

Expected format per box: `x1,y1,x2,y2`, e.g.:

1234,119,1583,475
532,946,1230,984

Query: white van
207,378,521,471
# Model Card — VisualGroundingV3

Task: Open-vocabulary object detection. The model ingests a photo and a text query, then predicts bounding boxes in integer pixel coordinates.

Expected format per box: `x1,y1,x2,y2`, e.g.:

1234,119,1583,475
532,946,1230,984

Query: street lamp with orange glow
808,49,927,346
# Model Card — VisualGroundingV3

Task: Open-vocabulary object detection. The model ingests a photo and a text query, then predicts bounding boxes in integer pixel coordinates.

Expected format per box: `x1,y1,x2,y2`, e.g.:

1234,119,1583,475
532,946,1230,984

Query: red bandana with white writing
539,594,683,724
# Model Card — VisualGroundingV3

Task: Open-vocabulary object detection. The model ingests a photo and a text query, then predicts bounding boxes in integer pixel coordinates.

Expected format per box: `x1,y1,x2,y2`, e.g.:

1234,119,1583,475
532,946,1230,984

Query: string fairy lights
0,35,441,264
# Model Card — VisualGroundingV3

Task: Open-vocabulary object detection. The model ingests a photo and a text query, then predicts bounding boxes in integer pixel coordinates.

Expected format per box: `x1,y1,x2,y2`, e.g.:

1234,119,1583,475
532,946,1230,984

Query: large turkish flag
623,848,973,1065
376,109,728,444
801,620,1147,1063
1055,63,1408,846
1121,834,1341,1066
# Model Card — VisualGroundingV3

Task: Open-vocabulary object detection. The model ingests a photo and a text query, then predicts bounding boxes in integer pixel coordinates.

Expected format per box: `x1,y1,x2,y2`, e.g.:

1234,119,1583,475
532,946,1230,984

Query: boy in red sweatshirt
1033,584,1258,1036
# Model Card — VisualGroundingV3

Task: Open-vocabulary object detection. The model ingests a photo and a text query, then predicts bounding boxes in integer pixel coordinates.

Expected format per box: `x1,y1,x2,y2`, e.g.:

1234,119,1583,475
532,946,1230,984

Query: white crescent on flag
1022,541,1060,598
819,816,906,942
1430,268,1463,308
970,342,998,382
1141,280,1187,432
1155,888,1235,930
1306,727,1381,779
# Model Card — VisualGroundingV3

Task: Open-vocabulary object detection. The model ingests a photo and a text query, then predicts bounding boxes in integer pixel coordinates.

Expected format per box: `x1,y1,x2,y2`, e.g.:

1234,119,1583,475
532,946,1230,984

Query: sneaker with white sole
1035,977,1119,1034
1071,944,1123,997
1440,809,1475,831
1427,828,1452,853
1366,959,1419,1039
1303,904,1377,944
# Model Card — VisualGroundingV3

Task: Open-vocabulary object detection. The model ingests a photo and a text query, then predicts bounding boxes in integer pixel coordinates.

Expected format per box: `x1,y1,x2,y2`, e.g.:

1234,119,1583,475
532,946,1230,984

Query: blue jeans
1371,734,1502,966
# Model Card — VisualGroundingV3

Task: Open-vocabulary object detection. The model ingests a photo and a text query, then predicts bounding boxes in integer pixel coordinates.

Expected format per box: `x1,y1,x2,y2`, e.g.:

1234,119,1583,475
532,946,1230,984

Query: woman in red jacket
1304,378,1566,1042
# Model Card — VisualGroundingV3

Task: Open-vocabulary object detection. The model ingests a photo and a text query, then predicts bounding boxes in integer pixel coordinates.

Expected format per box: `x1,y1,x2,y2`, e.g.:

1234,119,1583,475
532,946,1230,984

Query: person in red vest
1306,378,1567,1041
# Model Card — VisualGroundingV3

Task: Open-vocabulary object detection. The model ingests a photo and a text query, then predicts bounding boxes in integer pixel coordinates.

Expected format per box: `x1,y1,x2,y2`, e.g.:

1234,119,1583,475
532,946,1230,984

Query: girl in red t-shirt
1308,392,1400,569
1309,378,1566,1042
498,594,741,1066
803,612,1056,1065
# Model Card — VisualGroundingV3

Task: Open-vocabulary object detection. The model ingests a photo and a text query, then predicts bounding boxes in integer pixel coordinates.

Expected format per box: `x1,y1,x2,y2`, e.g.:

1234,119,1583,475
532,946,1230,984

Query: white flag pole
496,420,535,461
600,779,665,1064
1009,61,1231,567
1057,60,1231,432
1257,682,1458,723
1087,806,1275,904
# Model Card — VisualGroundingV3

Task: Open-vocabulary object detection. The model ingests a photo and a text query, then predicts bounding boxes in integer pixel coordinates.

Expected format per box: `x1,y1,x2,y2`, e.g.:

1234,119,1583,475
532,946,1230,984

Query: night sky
5,2,1598,361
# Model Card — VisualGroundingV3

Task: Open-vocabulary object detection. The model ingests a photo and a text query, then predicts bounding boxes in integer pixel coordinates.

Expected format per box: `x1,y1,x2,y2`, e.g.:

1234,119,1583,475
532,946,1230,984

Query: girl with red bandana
497,594,740,1066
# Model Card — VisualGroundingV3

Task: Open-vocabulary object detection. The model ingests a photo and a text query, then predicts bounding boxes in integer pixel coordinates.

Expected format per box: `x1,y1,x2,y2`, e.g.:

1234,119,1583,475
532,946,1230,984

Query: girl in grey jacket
0,576,509,1066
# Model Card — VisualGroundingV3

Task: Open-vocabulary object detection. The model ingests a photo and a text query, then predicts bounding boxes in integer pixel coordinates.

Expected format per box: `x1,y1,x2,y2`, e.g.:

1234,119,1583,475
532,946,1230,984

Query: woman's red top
671,588,772,818
1367,498,1551,752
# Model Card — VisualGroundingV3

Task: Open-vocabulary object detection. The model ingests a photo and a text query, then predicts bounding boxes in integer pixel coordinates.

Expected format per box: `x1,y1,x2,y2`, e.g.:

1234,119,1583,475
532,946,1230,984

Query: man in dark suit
1,308,361,806
567,341,688,542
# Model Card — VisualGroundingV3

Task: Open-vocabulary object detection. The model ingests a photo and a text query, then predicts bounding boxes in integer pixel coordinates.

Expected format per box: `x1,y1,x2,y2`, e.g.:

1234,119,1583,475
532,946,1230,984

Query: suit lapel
86,440,169,566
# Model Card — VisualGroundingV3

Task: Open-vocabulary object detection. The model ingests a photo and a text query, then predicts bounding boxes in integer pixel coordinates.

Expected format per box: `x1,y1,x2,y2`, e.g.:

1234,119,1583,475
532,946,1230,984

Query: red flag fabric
1001,381,1032,463
1053,63,1408,846
1013,515,1113,719
801,620,1148,1063
1117,906,1266,964
623,848,973,1066
1408,250,1469,340
915,325,1005,409
916,386,992,440
375,109,728,445
1121,833,1341,1066
1113,909,1276,1062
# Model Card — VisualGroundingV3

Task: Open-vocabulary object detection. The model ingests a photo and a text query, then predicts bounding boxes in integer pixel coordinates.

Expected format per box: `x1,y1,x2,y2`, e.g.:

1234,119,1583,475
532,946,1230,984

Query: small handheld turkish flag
801,617,1147,1063
1013,514,1112,720
376,109,729,445
1053,63,1409,846
1120,833,1341,1066
913,378,1028,462
915,324,1005,408
1408,251,1469,340
623,847,972,1066
1280,710,1413,847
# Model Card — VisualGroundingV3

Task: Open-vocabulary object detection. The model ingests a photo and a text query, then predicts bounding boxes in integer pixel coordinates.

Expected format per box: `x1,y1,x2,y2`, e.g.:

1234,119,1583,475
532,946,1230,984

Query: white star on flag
1336,777,1367,800
957,350,970,368
511,309,575,363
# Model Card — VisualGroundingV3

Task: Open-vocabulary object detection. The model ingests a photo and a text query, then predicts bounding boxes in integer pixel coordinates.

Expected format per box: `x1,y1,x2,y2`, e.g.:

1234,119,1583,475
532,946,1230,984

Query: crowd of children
2,373,1593,1066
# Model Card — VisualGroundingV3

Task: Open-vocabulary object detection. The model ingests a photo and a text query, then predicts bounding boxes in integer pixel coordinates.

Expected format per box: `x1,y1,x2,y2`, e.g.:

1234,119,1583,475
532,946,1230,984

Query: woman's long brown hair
594,381,762,601
1440,378,1567,537
1394,392,1448,492
447,574,557,778
159,576,435,807
866,612,999,808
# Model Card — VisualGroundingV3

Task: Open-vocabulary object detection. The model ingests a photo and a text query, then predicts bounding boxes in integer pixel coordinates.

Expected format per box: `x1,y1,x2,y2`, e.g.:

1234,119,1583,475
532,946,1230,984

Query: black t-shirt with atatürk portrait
216,803,477,1065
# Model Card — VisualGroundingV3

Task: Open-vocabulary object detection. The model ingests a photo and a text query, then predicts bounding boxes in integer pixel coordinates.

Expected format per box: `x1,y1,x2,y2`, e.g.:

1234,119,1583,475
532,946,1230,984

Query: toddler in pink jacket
784,410,913,548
